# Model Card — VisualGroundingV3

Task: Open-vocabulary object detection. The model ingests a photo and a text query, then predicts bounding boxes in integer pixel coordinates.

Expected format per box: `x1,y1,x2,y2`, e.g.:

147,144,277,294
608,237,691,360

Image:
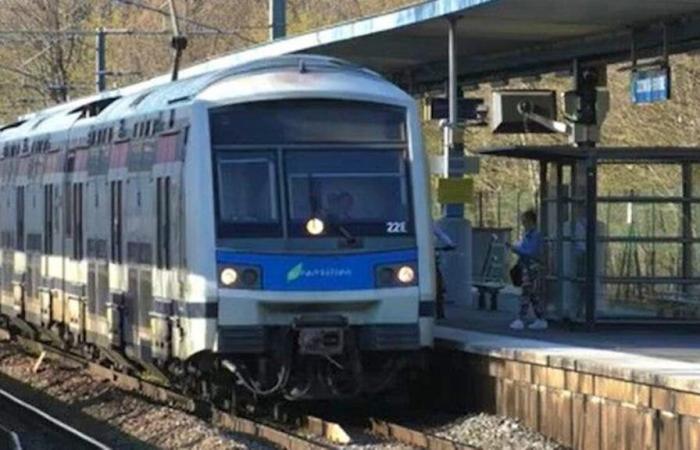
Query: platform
432,303,700,449
439,302,700,363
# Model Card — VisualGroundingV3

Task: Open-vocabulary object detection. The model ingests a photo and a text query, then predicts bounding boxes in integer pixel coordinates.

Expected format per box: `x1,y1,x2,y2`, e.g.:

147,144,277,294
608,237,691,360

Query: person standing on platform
507,209,547,330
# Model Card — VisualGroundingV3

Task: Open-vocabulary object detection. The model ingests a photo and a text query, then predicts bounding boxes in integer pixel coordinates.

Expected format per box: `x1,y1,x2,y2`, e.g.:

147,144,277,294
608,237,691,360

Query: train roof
0,55,386,145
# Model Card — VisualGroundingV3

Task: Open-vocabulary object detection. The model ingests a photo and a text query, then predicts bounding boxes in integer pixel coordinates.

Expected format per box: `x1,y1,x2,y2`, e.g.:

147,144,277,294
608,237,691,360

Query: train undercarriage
0,312,426,413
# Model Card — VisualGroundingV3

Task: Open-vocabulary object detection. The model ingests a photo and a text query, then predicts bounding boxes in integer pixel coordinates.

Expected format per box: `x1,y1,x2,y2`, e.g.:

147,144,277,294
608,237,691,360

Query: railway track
3,333,479,450
0,385,110,450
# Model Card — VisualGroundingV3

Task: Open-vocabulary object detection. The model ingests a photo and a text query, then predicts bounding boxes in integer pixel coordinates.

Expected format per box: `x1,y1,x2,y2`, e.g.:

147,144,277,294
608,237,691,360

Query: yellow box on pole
437,177,474,204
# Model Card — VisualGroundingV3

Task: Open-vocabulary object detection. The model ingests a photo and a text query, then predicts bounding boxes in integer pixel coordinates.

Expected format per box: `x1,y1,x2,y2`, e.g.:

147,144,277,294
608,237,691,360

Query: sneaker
528,319,548,330
509,319,525,330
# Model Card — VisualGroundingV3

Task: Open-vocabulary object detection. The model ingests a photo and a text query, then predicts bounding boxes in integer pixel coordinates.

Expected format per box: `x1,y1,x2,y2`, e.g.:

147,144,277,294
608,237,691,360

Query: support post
437,16,472,310
269,0,286,40
584,151,597,329
682,163,692,294
168,0,188,82
570,61,605,329
444,16,464,218
95,28,106,93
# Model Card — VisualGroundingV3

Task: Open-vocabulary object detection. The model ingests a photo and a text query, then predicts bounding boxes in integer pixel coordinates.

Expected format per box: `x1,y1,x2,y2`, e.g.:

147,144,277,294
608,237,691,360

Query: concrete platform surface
437,305,700,395
441,304,700,363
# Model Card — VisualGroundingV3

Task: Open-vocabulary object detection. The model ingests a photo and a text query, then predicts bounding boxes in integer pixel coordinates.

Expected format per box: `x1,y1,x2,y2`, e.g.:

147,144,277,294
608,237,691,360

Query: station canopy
134,0,700,94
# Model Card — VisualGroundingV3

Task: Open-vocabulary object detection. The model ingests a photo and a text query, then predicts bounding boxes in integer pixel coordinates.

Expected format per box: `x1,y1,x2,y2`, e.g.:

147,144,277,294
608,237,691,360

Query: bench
473,281,506,311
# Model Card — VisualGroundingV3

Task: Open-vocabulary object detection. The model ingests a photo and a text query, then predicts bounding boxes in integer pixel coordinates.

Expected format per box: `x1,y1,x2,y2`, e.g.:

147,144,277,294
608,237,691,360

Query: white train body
0,56,435,400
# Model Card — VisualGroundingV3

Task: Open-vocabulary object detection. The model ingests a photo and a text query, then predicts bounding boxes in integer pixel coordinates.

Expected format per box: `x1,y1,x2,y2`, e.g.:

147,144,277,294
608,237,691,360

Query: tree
0,0,95,105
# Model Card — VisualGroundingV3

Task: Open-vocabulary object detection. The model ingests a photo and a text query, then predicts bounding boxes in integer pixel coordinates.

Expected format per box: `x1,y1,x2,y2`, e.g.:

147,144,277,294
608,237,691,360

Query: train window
72,183,84,260
156,177,171,269
285,149,413,237
214,151,281,238
44,185,53,254
15,186,24,251
209,100,406,145
110,180,123,263
71,96,120,119
65,183,72,237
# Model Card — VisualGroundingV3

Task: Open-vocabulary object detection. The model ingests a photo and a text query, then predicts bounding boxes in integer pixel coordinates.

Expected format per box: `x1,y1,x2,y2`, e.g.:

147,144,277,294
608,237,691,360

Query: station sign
630,65,671,104
437,177,474,204
424,97,484,122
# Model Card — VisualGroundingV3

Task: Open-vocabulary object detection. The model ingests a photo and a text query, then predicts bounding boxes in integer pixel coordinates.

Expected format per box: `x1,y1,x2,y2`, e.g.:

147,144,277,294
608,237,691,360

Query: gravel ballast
0,340,568,450
431,413,568,450
0,342,273,450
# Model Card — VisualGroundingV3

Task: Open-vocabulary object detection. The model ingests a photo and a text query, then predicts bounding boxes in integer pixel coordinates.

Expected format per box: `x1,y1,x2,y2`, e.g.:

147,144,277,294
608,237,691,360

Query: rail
6,334,481,450
0,386,110,450
11,336,332,450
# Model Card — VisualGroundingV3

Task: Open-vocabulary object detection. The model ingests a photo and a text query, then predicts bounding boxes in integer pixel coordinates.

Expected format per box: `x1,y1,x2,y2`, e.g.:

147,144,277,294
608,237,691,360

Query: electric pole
269,0,286,40
96,27,106,92
168,0,188,81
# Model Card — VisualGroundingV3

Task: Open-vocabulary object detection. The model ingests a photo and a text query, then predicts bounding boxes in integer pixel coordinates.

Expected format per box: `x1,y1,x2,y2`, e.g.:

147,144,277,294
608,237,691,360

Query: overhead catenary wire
112,0,263,43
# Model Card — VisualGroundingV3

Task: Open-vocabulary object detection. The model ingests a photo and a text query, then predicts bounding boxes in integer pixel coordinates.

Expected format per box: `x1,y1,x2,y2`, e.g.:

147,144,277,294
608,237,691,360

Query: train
0,54,436,407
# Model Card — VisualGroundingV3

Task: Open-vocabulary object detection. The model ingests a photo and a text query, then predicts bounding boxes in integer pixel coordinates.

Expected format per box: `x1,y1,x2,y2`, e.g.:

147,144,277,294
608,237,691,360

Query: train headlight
220,268,238,286
375,263,417,287
218,265,262,289
397,266,415,284
378,267,395,286
242,268,259,286
306,217,325,236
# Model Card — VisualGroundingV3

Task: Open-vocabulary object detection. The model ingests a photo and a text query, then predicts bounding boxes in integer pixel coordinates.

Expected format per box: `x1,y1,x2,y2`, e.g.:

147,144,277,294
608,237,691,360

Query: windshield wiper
337,224,357,245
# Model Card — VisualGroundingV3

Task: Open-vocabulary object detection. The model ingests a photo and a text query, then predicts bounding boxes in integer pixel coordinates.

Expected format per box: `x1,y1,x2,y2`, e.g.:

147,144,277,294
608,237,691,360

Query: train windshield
211,99,412,240
286,149,412,237
215,150,281,237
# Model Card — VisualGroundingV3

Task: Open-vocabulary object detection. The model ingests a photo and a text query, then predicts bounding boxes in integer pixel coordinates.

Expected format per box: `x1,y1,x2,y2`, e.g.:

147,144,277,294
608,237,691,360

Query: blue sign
216,249,417,291
631,66,671,104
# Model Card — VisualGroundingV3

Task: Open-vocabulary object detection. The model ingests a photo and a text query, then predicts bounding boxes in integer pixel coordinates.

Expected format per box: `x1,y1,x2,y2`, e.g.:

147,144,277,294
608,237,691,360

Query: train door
86,144,110,348
38,182,54,330
25,164,44,327
150,131,182,362
122,136,154,360
12,182,26,320
124,168,155,361
40,150,66,336
62,149,89,346
106,141,131,354
0,167,14,316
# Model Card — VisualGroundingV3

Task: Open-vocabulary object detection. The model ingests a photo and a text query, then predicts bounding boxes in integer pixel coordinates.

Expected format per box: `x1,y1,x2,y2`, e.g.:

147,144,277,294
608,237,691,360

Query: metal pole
168,0,188,82
269,0,286,40
682,163,692,293
448,17,458,137
584,151,597,329
95,28,106,93
444,16,464,218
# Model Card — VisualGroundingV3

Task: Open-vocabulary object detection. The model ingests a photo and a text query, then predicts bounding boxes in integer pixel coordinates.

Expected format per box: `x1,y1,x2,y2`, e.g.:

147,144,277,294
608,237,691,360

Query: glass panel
215,150,280,237
691,164,700,197
598,164,682,197
691,205,700,239
600,202,684,238
691,244,700,277
209,100,406,145
285,149,411,237
598,283,700,320
603,242,683,278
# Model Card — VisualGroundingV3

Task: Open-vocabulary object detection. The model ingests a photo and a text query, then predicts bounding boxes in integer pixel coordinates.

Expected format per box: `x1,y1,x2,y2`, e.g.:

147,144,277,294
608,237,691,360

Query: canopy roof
479,146,700,163
147,0,700,92
16,0,700,122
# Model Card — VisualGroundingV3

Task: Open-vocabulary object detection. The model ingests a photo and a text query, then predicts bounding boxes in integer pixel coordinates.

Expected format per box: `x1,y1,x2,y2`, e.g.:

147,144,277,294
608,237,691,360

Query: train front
192,57,435,401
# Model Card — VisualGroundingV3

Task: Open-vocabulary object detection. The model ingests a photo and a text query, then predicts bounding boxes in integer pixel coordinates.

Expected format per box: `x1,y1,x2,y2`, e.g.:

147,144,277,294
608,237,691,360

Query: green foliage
0,0,697,236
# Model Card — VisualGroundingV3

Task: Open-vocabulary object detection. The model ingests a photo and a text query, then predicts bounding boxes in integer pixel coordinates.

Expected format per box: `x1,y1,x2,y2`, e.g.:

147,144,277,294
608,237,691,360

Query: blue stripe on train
216,248,418,291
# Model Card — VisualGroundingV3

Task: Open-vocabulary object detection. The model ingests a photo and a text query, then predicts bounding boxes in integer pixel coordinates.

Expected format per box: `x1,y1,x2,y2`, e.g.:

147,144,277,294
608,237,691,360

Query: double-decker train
0,55,435,405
